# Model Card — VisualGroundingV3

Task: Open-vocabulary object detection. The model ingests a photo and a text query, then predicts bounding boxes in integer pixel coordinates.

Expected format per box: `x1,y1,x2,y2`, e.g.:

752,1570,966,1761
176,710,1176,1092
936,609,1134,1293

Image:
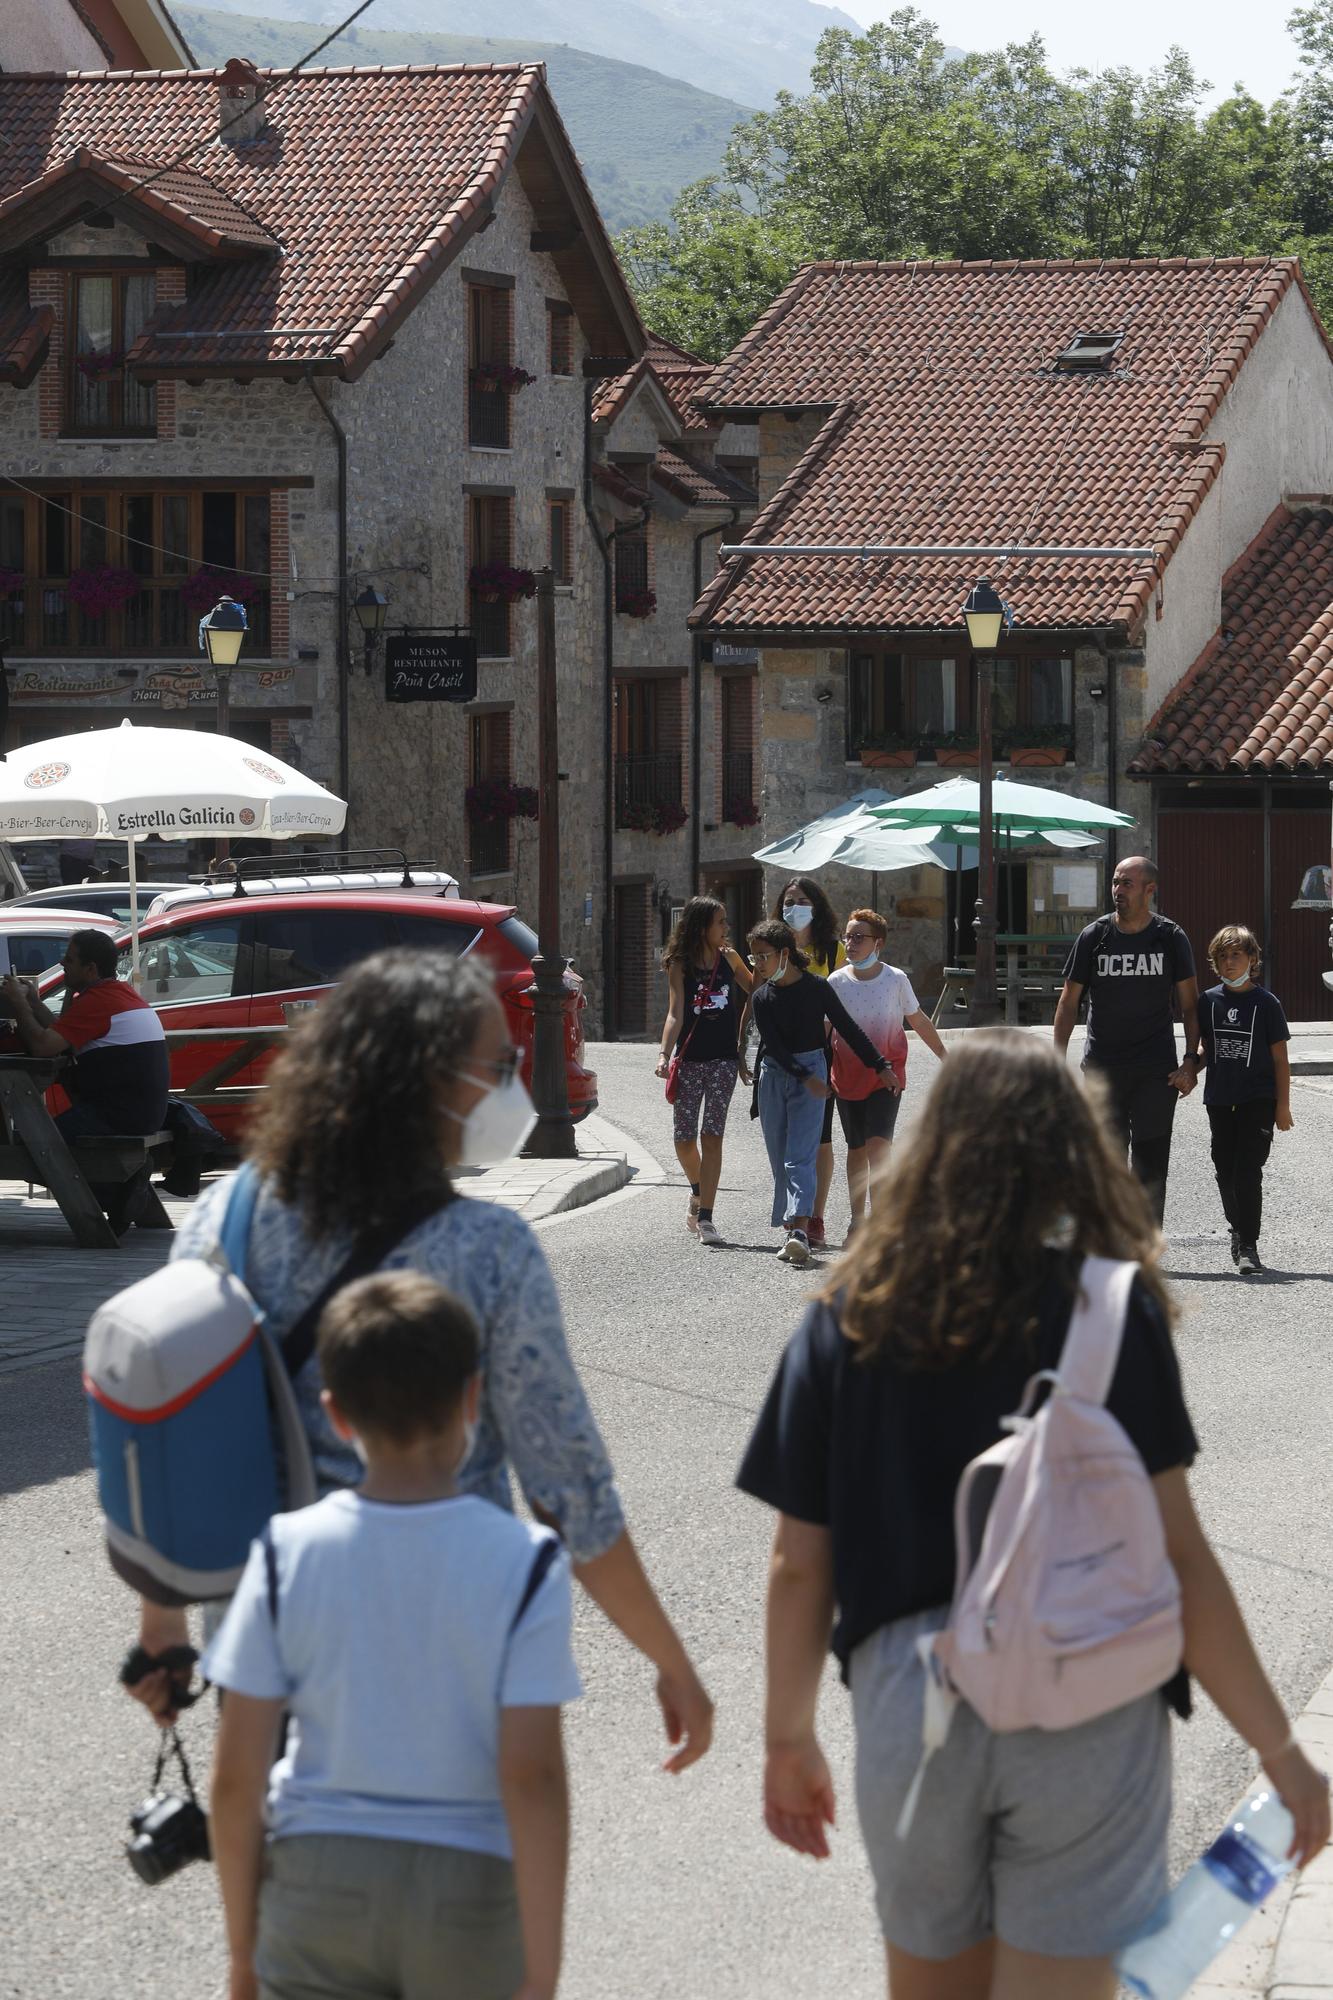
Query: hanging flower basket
181,567,261,616
618,588,657,619
77,348,125,383
469,563,537,605
724,798,761,827
466,779,540,823
67,566,141,619
619,799,687,836
472,363,538,394
0,566,24,597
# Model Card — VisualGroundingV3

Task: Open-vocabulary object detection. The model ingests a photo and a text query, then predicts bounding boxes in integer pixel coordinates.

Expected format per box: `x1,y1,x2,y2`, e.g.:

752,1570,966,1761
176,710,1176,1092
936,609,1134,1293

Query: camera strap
152,1727,202,1810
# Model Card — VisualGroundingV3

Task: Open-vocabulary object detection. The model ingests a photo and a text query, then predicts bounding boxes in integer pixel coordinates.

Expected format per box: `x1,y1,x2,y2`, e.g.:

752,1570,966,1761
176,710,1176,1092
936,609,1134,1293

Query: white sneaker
697,1216,722,1246
779,1229,811,1265
686,1196,699,1235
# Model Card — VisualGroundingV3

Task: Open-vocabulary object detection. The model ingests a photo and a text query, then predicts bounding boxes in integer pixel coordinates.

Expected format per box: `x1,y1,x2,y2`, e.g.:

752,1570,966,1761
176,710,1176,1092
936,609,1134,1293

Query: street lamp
525,566,577,1157
353,586,389,674
199,595,248,738
962,579,1011,1026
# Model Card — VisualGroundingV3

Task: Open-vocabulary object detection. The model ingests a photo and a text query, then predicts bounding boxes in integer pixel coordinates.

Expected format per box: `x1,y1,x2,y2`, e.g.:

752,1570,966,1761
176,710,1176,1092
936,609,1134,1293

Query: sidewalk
0,1109,634,1376
1195,1660,1333,1998
993,1022,1333,1075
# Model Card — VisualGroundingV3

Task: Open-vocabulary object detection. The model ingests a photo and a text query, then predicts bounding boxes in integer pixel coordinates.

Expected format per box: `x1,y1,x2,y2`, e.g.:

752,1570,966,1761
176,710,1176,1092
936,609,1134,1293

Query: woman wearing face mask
828,908,949,1239
655,895,754,1244
125,951,714,1777
771,878,844,1248
742,918,891,1265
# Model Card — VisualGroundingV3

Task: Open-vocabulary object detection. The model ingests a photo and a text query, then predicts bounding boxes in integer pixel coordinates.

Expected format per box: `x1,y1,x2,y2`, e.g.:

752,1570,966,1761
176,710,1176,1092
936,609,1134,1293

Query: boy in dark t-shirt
1198,925,1292,1275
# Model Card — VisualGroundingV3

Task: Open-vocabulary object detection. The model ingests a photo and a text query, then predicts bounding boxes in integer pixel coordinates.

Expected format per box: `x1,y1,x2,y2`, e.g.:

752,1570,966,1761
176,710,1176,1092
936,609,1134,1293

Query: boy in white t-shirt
205,1271,580,2000
828,907,948,1233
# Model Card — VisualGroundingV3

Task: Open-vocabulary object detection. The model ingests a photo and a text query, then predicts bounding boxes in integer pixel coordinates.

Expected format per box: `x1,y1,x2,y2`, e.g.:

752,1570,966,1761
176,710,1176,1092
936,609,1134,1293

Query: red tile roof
0,64,642,379
1132,506,1333,774
691,257,1325,636
0,149,278,260
0,274,52,388
653,446,755,509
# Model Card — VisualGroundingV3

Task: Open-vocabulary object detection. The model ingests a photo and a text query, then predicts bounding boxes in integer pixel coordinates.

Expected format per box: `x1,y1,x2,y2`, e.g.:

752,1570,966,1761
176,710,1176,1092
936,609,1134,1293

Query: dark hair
772,876,839,970
70,929,117,977
663,894,725,971
246,949,496,1239
748,916,808,970
318,1271,479,1446
826,1032,1171,1369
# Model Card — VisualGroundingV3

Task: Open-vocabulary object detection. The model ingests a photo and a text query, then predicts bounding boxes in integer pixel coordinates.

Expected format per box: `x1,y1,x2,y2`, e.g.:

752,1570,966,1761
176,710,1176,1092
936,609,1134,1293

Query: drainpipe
305,373,350,819
692,509,740,892
1106,641,1119,878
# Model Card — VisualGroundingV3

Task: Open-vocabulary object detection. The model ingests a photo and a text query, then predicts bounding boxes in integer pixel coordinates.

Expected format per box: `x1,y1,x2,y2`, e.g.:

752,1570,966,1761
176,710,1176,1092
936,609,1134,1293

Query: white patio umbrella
0,720,346,980
754,786,1098,876
866,773,1134,841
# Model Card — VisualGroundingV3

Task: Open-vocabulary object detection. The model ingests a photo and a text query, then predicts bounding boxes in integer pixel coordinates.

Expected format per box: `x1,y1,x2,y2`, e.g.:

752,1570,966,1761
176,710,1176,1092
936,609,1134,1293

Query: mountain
177,6,755,230
182,0,857,108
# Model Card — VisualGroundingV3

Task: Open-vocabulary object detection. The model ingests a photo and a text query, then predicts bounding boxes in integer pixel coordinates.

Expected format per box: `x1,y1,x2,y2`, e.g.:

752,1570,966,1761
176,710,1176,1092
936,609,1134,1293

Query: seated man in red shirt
1,929,169,1231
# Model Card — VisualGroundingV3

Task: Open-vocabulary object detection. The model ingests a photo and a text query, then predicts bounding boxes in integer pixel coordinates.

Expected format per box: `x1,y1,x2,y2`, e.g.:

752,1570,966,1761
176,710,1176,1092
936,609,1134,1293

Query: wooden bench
0,1129,176,1241
929,936,1075,1027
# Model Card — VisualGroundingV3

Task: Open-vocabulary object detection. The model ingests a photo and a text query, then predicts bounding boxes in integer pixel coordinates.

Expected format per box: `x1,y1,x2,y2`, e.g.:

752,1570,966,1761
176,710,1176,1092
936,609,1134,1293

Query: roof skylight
1053,330,1125,372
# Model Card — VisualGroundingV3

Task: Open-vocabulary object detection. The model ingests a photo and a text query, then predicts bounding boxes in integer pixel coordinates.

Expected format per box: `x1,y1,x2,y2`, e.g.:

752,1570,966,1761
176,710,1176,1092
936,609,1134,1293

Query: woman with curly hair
739,1032,1328,1998
655,895,753,1244
125,950,713,1776
770,876,845,1247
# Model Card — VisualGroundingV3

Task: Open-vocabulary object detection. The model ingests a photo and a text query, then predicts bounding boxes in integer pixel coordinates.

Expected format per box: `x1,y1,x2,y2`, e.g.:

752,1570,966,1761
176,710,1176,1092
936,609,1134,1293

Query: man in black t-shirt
1055,856,1200,1223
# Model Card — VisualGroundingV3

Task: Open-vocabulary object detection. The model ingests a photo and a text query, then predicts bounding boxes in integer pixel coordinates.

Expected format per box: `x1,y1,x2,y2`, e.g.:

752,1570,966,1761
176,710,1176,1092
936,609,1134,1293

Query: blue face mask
855,946,881,967
1221,969,1253,990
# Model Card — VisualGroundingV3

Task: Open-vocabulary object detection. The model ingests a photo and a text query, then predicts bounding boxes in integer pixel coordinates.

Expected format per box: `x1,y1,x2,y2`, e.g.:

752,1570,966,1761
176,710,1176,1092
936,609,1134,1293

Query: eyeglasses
472,1046,522,1084
843,931,876,944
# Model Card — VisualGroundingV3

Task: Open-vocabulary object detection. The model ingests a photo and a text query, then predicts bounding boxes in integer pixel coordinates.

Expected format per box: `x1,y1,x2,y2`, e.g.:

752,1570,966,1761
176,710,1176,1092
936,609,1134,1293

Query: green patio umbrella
866,774,1134,842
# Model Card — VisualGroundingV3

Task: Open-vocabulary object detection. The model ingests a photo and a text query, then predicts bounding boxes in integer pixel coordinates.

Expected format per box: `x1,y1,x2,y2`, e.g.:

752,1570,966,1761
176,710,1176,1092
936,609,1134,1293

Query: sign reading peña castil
384,636,478,704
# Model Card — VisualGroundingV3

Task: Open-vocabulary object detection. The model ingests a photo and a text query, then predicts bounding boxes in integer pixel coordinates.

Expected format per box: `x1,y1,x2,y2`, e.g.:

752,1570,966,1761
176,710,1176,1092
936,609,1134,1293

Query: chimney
218,58,267,146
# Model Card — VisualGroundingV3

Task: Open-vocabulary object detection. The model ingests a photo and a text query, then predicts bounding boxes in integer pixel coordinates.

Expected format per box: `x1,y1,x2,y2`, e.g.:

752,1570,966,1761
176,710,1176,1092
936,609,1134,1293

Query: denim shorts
850,1608,1171,1960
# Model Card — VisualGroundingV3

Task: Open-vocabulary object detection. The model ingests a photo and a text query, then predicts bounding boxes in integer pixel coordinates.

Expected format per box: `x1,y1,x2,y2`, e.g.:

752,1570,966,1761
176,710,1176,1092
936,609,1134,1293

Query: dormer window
1053,330,1125,374
67,271,156,435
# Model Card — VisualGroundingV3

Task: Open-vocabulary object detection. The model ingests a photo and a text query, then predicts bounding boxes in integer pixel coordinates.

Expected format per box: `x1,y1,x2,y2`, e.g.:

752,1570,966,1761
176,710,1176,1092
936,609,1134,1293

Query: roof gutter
304,372,350,820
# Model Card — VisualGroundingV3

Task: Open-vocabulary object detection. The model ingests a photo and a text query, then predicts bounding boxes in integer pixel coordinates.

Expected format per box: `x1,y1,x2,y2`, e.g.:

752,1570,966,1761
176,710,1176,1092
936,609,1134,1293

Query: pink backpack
899,1257,1183,1836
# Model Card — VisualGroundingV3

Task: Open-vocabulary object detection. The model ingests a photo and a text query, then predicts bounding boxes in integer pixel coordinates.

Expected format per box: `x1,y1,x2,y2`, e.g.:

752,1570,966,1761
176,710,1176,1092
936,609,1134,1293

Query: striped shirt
57,979,168,1132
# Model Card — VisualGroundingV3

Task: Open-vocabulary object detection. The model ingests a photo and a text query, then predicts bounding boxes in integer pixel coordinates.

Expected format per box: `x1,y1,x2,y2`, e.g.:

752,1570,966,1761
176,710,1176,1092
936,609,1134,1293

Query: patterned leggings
672,1057,739,1143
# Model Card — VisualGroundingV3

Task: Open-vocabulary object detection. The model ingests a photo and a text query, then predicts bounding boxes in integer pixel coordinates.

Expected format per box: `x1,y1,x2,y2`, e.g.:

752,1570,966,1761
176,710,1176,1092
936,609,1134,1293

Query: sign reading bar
384,635,478,704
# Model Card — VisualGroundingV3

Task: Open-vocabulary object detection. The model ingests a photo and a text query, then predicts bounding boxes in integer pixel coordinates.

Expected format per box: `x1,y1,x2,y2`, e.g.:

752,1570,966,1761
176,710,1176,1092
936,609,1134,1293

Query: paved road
3,1045,1332,1999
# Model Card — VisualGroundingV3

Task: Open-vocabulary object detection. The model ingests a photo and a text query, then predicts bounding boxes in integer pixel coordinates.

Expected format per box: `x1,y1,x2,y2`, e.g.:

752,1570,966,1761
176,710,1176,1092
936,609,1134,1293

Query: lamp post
962,579,1010,1027
353,586,389,675
525,566,577,1157
199,595,247,740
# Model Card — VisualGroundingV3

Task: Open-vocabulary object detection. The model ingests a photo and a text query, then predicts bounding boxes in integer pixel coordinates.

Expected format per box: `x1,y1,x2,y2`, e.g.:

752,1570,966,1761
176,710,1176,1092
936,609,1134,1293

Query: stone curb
1190,1662,1333,1996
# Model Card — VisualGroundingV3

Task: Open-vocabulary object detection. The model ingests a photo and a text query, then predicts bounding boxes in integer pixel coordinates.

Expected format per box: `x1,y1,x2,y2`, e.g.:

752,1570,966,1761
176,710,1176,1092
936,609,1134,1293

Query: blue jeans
758,1050,828,1227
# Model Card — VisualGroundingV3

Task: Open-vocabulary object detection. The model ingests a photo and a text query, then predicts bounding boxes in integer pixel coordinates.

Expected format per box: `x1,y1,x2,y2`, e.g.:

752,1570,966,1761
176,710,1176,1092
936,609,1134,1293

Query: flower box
469,563,537,604
466,780,539,823
620,800,687,836
724,799,761,827
67,566,140,618
472,363,538,394
860,746,918,768
77,348,125,383
618,588,657,619
933,747,980,767
1009,744,1069,767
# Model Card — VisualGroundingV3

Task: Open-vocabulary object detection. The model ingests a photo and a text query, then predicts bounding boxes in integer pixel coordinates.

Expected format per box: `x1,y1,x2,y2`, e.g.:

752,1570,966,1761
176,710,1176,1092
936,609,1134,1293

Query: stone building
690,258,1333,1015
589,337,758,1036
0,57,645,1019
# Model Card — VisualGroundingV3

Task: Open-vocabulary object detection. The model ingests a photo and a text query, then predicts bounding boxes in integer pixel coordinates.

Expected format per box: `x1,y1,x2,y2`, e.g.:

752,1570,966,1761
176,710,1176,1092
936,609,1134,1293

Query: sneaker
686,1196,699,1235
778,1229,811,1266
1229,1228,1241,1266
697,1216,723,1246
807,1216,827,1249
1236,1242,1263,1276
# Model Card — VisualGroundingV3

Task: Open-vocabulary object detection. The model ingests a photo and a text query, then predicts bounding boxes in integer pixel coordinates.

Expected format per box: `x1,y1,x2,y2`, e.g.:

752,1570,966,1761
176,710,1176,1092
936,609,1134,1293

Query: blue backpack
84,1166,433,1605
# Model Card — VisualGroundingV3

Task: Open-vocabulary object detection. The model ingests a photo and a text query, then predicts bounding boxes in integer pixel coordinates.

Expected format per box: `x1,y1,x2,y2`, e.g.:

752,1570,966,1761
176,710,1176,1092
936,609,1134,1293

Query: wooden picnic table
930,933,1077,1027
0,1023,290,1249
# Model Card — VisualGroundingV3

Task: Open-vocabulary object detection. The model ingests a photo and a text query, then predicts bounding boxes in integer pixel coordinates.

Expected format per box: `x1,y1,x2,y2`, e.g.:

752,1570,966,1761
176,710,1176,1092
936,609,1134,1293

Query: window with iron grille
547,301,573,376
614,529,650,610
468,709,512,877
0,486,271,656
720,675,756,822
547,495,573,584
467,285,512,449
614,678,682,828
65,272,156,436
469,493,513,658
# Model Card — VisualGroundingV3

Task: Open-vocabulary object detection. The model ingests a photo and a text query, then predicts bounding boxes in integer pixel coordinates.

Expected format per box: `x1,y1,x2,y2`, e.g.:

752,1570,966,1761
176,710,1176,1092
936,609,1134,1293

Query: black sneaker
1236,1242,1263,1276
1229,1228,1241,1266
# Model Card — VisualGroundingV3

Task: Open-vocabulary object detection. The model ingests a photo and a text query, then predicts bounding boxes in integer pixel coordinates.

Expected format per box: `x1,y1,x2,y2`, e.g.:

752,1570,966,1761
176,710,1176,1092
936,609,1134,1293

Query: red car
39,891,596,1141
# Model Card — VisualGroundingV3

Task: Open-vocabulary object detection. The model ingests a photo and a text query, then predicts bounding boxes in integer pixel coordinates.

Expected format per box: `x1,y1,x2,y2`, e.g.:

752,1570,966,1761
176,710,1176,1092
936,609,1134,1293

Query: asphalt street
3,1042,1333,2000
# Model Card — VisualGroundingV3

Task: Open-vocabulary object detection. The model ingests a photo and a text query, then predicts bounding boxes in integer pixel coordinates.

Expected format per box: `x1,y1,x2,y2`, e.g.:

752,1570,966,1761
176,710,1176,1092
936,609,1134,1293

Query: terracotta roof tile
692,258,1310,635
1132,506,1333,774
653,445,755,509
0,272,52,388
0,64,636,379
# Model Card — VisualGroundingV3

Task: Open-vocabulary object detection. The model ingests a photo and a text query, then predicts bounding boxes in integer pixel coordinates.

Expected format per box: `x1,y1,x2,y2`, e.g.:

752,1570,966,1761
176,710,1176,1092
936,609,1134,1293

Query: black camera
126,1724,210,1885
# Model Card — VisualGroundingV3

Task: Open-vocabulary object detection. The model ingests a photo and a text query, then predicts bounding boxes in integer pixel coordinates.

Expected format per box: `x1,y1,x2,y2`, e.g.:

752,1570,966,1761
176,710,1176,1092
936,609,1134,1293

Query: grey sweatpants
257,1832,523,1999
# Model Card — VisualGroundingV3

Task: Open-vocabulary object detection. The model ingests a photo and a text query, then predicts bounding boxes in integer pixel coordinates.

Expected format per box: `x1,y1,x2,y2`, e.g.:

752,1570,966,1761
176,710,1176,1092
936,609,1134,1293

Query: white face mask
445,1070,538,1166
783,904,814,933
767,954,789,986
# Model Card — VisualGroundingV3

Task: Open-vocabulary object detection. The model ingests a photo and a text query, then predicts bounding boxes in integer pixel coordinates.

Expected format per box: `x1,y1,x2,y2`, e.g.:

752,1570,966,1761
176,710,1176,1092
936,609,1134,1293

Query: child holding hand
1199,924,1293,1277
205,1270,579,2000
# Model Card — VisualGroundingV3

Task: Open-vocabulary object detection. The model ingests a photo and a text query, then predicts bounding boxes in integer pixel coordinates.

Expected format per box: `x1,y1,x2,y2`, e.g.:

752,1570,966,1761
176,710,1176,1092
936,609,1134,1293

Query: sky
834,0,1308,106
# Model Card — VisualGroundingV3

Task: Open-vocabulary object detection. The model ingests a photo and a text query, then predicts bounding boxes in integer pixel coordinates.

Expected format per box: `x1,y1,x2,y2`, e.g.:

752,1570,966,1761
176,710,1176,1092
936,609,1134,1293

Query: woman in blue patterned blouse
128,950,713,1772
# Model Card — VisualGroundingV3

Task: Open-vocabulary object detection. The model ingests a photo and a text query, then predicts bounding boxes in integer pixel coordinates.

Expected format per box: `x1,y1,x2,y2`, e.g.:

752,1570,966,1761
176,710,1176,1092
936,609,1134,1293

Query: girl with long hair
655,895,753,1244
771,876,844,1246
739,1033,1327,1999
743,916,890,1266
126,951,713,1778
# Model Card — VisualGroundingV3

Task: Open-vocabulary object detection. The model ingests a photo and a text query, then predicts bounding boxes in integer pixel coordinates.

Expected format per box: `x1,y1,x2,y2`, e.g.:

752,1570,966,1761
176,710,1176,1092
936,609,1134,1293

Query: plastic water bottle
1117,1788,1294,2000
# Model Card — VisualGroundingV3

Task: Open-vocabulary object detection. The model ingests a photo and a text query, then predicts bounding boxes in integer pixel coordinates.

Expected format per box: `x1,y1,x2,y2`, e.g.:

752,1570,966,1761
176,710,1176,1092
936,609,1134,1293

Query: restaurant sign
7,662,304,708
384,635,478,703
